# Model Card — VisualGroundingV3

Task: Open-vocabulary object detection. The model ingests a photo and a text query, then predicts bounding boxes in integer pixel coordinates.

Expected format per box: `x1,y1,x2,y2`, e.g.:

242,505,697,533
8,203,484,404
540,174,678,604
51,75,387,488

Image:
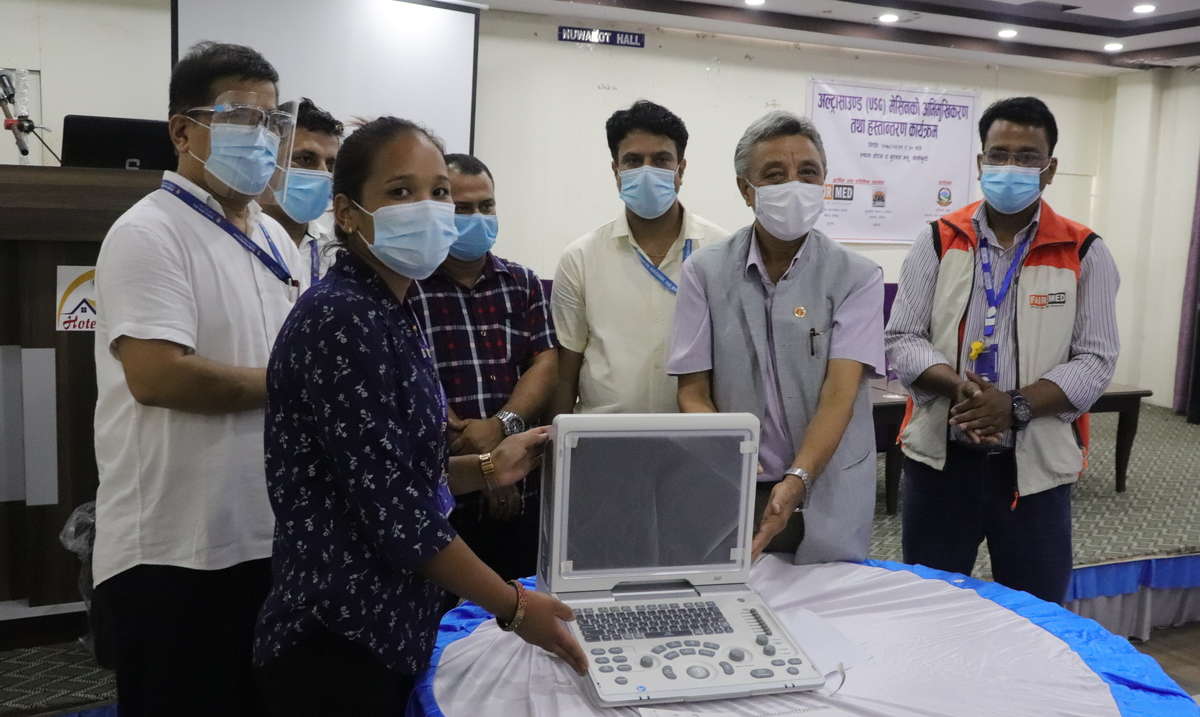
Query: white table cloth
414,558,1197,717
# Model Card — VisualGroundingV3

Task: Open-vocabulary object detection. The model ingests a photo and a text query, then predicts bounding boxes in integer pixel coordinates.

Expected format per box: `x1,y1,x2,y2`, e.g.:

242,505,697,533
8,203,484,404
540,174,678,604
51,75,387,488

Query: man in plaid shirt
407,154,557,581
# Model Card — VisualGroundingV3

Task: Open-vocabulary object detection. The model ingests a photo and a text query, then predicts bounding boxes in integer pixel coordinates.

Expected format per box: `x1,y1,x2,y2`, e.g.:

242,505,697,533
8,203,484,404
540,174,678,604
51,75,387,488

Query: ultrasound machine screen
563,432,746,574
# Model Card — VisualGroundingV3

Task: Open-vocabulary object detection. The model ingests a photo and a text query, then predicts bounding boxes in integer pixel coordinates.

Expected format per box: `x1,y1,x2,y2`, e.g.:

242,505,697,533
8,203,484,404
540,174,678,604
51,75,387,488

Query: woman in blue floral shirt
254,117,586,715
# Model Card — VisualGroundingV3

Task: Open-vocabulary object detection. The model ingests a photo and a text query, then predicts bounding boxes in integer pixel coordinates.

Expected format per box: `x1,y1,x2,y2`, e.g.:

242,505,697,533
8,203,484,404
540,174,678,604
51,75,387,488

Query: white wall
475,10,1110,283
0,0,170,161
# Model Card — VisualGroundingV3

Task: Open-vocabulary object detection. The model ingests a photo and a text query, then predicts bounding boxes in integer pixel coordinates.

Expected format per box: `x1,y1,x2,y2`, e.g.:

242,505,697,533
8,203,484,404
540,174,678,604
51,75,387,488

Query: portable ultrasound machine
536,413,825,707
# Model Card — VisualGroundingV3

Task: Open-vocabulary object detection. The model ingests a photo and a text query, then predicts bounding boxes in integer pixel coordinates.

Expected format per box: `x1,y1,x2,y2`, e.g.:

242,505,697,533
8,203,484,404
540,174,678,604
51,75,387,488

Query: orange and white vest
900,200,1097,497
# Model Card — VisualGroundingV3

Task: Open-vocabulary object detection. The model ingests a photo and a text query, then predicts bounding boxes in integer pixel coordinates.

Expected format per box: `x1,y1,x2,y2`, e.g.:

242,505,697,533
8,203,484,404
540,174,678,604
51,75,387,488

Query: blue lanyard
307,237,320,285
161,180,297,290
637,239,693,295
978,237,1029,338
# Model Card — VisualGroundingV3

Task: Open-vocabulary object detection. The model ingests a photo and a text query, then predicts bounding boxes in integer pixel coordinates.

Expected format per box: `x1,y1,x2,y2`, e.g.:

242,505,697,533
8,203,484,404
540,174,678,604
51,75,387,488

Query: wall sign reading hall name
558,26,645,48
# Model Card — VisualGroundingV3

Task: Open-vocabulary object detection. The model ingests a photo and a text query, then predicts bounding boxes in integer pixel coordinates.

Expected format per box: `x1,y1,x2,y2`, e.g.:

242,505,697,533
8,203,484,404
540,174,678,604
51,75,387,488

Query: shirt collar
613,203,704,261
161,170,263,220
971,202,1041,252
328,250,404,309
745,227,809,278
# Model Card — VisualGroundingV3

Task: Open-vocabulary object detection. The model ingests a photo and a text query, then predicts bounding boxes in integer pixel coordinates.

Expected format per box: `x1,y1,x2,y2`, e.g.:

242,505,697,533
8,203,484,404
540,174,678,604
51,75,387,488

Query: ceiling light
997,28,1019,39
879,13,900,23
745,0,765,6
1104,42,1124,52
1133,4,1156,13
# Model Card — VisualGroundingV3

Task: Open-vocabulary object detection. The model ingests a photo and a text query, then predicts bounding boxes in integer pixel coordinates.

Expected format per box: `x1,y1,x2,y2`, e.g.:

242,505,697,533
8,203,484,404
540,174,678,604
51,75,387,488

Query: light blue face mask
449,213,499,261
355,199,457,279
201,122,281,196
980,164,1046,215
619,166,678,219
277,168,332,223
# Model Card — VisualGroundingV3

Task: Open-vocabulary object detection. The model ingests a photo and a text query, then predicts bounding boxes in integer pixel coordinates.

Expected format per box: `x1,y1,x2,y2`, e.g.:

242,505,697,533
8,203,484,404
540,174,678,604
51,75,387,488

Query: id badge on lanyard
971,238,1028,384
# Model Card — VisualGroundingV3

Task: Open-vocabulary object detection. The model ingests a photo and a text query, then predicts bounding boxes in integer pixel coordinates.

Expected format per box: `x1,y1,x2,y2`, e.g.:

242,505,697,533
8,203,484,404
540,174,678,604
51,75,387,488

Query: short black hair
169,42,279,117
445,153,494,182
332,116,444,245
296,97,344,138
605,100,689,160
978,96,1058,155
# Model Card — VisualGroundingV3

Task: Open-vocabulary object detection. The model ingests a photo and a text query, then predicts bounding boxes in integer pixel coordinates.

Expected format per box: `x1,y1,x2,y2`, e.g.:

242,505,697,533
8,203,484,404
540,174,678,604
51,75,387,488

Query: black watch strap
1008,390,1033,430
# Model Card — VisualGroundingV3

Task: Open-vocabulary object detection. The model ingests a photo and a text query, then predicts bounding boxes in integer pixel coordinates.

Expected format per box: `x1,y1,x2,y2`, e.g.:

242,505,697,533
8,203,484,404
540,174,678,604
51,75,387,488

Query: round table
411,558,1198,717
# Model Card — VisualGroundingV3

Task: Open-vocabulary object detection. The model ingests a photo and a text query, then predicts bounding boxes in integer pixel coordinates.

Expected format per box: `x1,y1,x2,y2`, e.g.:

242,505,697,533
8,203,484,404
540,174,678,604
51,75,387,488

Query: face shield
196,90,296,200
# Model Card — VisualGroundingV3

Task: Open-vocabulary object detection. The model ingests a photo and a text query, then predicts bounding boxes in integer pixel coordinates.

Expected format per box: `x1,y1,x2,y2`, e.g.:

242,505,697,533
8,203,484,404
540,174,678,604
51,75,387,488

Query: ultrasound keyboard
566,592,824,707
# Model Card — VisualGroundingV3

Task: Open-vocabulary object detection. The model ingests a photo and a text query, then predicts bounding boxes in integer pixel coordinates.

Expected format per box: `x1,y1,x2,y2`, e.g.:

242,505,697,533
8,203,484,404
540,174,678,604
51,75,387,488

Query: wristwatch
1008,390,1033,431
494,409,526,437
782,468,812,510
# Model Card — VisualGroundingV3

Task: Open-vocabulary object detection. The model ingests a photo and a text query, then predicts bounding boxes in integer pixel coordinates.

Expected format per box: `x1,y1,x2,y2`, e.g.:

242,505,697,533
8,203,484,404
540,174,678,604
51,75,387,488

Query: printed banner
56,265,96,332
809,79,978,243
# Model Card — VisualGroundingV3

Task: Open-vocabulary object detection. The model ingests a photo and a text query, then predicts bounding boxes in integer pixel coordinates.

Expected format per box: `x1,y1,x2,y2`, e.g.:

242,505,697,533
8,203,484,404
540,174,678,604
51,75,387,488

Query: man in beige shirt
551,100,727,414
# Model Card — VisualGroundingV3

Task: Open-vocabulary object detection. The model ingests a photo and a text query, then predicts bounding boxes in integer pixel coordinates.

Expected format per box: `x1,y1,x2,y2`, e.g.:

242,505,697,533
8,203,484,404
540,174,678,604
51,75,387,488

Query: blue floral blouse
254,251,457,675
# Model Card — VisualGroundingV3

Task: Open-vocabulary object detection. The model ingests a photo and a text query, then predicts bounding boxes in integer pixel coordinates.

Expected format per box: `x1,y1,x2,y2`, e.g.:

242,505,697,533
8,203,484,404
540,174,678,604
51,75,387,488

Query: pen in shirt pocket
809,328,825,357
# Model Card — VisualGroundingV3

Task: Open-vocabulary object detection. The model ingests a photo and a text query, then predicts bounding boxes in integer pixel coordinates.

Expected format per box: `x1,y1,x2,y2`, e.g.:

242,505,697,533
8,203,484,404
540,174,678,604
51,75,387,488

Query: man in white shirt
91,42,305,716
551,100,726,414
262,96,342,283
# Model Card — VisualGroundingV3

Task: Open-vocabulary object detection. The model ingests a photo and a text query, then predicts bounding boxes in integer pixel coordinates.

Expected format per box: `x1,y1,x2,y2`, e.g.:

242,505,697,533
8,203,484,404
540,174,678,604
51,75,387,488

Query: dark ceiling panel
559,0,1134,65
844,0,1200,37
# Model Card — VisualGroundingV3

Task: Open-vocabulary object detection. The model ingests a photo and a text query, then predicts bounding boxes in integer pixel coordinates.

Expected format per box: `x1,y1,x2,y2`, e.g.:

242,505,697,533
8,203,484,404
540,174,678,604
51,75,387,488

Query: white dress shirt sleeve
551,245,588,354
97,221,197,359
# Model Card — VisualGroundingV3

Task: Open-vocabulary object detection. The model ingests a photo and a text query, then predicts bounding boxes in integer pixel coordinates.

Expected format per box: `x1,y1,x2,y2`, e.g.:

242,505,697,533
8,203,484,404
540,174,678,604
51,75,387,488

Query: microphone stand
0,73,60,164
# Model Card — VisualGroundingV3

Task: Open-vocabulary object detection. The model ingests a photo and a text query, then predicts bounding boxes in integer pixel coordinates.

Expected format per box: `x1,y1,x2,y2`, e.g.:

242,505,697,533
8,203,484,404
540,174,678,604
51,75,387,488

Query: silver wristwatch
782,468,812,511
494,409,526,437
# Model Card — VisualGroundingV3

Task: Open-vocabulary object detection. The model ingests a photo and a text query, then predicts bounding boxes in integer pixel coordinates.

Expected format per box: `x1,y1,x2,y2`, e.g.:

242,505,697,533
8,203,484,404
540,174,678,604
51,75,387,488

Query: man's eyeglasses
981,149,1049,168
185,105,294,137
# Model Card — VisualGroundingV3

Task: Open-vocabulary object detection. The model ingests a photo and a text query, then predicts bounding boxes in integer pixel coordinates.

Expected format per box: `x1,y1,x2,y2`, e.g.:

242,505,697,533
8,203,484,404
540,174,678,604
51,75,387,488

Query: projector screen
174,0,478,152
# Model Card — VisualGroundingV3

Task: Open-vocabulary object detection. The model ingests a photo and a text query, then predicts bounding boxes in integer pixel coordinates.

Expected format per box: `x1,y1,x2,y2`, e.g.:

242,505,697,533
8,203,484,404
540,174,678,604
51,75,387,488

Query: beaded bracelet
497,579,527,632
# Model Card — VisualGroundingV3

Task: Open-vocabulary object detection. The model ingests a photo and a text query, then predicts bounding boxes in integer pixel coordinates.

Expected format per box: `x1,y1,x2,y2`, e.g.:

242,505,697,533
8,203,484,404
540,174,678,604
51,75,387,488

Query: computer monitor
61,115,175,171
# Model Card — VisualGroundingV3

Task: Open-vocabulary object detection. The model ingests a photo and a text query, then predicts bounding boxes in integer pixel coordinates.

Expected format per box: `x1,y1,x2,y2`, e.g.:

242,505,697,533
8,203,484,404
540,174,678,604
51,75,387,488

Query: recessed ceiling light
1104,42,1124,52
997,28,1019,39
745,0,765,6
1133,4,1157,14
879,13,900,23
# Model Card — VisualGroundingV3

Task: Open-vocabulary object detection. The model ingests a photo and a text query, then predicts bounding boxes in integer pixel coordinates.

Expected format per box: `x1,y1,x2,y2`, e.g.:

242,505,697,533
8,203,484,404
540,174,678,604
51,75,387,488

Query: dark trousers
257,629,415,717
451,481,540,581
901,446,1073,604
91,558,271,717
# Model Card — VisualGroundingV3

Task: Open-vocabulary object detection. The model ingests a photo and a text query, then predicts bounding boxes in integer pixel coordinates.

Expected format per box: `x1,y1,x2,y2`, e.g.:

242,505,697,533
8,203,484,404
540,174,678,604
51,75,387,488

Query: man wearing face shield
550,100,727,415
262,97,343,283
668,111,884,564
886,97,1119,604
407,154,556,581
90,42,305,716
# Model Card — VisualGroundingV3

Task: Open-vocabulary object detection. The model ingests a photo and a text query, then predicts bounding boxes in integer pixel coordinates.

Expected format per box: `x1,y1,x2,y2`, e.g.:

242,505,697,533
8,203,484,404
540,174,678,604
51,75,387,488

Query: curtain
1173,154,1200,413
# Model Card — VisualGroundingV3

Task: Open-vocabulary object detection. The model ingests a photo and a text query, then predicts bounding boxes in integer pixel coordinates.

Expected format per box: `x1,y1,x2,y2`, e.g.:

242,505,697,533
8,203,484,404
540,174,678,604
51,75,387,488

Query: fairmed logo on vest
1028,292,1068,308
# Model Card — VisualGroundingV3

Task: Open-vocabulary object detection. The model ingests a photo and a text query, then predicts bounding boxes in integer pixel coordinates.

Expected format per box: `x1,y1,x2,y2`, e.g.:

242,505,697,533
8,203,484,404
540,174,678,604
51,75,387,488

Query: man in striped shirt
407,154,557,581
885,97,1119,603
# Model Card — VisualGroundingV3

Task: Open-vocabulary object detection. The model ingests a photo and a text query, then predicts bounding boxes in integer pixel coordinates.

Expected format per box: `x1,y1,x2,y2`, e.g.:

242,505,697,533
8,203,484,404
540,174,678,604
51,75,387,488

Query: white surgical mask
747,180,825,241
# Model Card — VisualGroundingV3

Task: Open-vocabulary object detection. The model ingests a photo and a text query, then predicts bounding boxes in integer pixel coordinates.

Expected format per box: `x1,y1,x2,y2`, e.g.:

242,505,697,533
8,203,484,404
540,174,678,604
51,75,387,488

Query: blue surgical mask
200,122,281,196
354,199,457,279
619,166,678,219
980,164,1045,215
277,168,332,223
450,213,498,261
